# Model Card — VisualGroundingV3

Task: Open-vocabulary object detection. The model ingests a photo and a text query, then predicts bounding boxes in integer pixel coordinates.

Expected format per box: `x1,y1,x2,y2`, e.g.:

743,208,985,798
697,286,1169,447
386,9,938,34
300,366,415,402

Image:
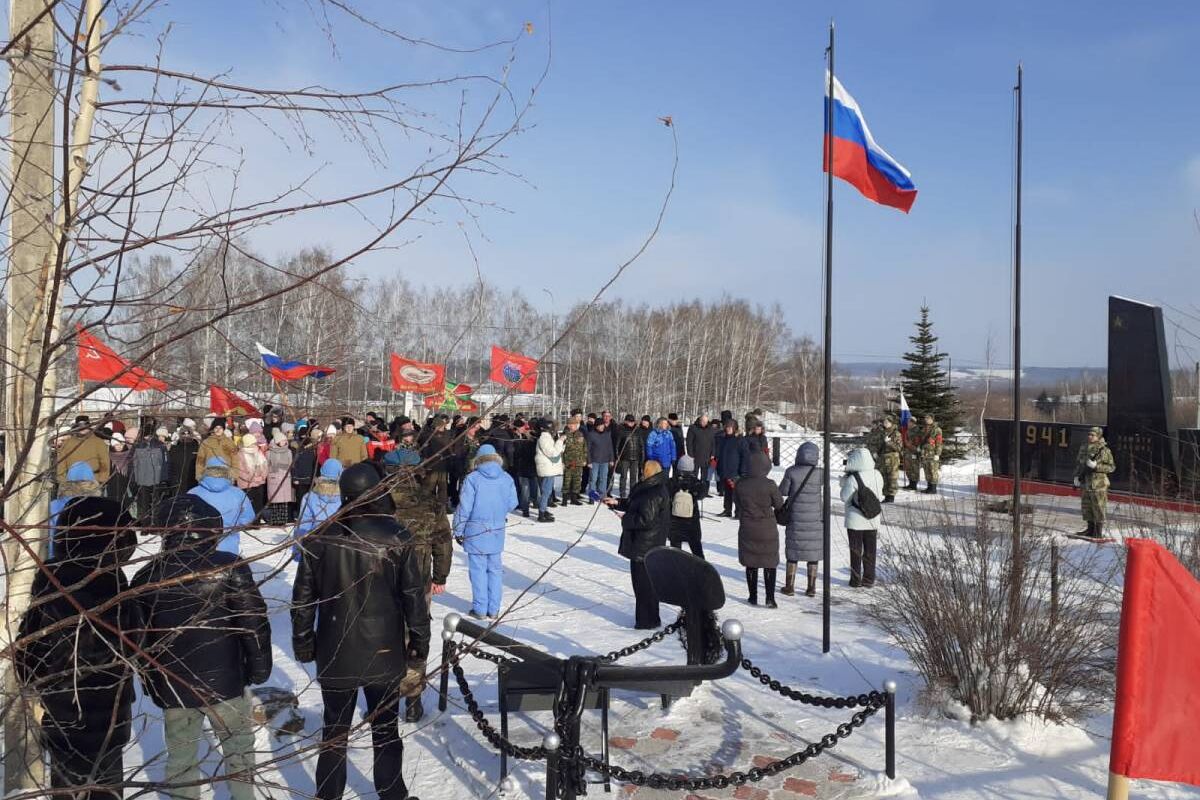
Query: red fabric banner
1110,538,1200,787
209,385,261,417
490,345,539,393
76,326,168,391
390,354,446,393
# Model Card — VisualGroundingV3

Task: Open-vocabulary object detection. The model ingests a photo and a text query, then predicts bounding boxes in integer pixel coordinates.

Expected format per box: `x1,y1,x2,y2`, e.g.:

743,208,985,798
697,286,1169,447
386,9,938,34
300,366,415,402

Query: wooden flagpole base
1106,772,1129,800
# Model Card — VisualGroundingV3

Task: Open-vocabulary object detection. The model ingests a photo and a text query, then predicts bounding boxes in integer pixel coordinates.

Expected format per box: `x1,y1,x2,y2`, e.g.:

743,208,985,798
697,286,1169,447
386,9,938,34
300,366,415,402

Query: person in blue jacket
715,419,744,518
291,458,343,561
644,417,678,471
188,456,255,555
48,461,103,558
453,444,517,619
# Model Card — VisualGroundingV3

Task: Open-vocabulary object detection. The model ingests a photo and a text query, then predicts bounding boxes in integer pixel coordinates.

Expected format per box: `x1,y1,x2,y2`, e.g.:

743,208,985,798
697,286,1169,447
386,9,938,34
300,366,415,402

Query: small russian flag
256,343,335,381
899,390,912,433
824,72,917,213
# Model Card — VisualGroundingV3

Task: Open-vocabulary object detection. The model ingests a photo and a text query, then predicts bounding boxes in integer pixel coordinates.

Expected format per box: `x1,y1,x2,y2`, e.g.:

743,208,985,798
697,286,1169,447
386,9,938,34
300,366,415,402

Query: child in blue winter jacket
187,456,256,555
453,444,517,619
291,458,343,561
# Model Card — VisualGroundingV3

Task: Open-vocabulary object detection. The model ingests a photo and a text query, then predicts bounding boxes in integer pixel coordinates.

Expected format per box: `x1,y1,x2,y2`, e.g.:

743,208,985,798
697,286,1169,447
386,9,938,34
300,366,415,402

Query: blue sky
96,2,1200,367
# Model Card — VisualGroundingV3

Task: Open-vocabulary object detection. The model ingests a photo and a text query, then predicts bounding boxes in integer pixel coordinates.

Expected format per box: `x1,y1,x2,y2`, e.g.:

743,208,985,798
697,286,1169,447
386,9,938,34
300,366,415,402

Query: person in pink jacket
235,433,269,520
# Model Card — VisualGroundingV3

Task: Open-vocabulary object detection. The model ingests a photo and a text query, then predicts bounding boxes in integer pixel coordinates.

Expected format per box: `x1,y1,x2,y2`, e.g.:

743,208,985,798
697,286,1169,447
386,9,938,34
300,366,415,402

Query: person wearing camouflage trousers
562,416,589,505
919,415,943,494
875,419,902,502
1074,426,1115,538
903,425,923,490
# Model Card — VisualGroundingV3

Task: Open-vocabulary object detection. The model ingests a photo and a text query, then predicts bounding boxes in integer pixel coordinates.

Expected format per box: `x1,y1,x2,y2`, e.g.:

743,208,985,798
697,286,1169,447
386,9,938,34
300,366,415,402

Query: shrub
874,498,1120,722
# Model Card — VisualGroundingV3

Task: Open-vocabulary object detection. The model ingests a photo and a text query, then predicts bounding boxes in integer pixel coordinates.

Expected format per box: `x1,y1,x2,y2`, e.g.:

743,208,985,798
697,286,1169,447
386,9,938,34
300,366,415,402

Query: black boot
805,562,818,597
781,562,797,596
405,695,425,723
745,568,758,606
1091,521,1105,539
570,493,583,506
924,484,938,494
883,494,895,503
537,511,555,523
1075,521,1094,537
764,568,778,608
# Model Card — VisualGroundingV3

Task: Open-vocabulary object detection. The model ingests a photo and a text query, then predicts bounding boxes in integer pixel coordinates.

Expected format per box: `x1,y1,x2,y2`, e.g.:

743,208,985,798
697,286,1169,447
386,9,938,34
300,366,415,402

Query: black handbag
776,466,814,526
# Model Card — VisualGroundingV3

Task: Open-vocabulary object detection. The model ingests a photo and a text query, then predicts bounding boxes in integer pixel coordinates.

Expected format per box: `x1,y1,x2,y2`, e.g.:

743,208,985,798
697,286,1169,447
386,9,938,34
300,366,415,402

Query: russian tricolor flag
256,343,335,381
824,72,917,213
899,390,912,434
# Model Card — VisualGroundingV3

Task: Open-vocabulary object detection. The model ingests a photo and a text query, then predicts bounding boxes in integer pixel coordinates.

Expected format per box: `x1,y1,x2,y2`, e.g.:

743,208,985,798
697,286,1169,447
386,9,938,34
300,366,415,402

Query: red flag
390,354,446,393
1110,539,1200,787
490,345,539,393
209,385,261,417
76,326,168,391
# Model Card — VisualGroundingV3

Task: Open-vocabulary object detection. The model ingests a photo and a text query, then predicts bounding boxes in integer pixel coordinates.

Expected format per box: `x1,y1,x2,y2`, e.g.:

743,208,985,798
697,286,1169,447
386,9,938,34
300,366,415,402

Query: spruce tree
897,305,963,455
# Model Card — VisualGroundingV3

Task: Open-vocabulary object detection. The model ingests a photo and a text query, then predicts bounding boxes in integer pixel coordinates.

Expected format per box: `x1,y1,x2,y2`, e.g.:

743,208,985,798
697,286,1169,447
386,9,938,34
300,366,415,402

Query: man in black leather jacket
130,495,271,800
292,462,429,800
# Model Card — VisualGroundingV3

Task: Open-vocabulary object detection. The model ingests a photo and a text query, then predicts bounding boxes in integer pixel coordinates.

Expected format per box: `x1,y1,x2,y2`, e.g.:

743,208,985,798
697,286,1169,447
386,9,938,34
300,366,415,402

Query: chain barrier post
884,679,897,780
438,621,458,712
543,731,561,800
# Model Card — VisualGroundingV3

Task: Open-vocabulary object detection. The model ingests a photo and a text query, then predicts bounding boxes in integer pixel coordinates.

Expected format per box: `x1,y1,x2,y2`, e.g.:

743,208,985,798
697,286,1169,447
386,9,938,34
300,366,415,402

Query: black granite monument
986,296,1181,495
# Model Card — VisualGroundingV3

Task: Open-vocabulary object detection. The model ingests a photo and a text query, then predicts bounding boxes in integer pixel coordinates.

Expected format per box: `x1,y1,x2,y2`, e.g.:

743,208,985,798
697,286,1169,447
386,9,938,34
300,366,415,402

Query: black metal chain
447,644,548,761
455,642,518,667
740,657,886,709
597,619,683,663
578,705,879,791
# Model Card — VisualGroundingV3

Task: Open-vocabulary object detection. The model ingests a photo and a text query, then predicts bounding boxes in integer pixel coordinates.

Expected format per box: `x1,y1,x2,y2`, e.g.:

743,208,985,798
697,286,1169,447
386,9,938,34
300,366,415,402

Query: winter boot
1091,521,1105,539
924,484,938,495
805,562,818,597
883,494,895,503
405,695,425,723
745,568,758,606
764,568,778,609
780,562,797,596
1075,521,1094,537
537,511,555,523
570,493,583,506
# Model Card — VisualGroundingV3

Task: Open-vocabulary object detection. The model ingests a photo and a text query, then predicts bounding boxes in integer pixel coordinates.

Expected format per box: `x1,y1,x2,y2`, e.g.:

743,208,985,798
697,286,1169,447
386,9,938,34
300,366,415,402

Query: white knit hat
182,418,197,429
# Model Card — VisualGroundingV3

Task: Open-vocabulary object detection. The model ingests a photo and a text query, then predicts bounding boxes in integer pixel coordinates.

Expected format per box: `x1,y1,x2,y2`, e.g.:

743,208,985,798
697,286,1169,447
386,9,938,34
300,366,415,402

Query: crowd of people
30,402,942,799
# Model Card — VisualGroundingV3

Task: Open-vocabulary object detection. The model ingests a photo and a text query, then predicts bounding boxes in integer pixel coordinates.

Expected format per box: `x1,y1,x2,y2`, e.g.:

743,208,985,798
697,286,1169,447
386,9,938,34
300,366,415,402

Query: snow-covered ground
115,457,1200,799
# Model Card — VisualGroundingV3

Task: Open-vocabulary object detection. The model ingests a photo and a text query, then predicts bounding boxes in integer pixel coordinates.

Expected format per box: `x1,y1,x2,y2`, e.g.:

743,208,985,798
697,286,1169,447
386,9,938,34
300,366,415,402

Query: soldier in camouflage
562,416,589,505
902,423,923,490
1073,425,1116,538
919,415,943,494
388,459,453,722
875,419,902,502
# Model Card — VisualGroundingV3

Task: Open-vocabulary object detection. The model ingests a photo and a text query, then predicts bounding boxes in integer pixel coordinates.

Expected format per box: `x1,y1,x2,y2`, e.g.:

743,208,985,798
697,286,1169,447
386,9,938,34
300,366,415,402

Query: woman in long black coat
734,451,785,607
16,498,139,799
606,460,671,628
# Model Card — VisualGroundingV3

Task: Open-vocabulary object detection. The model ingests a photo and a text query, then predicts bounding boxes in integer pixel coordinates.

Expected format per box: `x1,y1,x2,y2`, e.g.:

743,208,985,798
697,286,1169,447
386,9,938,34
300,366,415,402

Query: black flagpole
822,21,835,654
1011,64,1023,594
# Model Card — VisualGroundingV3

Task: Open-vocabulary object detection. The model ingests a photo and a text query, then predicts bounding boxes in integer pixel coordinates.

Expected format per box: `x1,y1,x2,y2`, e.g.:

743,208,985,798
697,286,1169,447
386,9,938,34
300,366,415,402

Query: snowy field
114,456,1200,800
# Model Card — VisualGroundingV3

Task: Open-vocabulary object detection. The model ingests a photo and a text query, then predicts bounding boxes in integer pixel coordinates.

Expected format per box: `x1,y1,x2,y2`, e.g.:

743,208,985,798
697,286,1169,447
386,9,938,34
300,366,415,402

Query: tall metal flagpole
822,22,835,654
1011,64,1024,594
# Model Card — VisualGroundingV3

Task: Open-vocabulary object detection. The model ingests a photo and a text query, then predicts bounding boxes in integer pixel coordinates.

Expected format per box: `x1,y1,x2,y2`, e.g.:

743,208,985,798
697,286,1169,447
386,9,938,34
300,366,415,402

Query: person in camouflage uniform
919,415,943,494
562,416,589,505
387,453,453,722
875,419,902,502
902,422,923,490
1073,426,1116,538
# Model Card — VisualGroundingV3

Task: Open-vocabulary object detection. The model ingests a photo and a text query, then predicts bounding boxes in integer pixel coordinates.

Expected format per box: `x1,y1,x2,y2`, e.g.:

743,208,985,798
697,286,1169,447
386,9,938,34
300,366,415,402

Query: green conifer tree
897,306,963,456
